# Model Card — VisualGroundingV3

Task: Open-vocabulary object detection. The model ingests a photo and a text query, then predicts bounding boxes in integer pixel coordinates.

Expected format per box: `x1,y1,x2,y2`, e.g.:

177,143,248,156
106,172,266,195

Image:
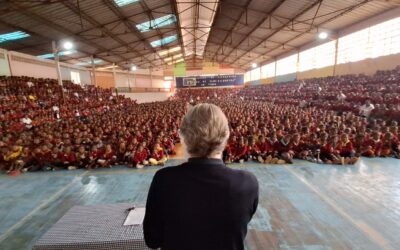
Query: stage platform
0,158,400,249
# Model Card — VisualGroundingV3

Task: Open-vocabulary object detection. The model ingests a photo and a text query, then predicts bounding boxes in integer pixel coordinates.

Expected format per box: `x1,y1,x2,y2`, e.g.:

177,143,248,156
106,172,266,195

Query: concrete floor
0,157,399,250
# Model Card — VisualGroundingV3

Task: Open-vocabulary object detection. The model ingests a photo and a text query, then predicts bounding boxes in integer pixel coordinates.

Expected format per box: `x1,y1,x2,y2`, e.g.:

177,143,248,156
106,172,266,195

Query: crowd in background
174,67,400,164
0,76,183,175
1,66,400,175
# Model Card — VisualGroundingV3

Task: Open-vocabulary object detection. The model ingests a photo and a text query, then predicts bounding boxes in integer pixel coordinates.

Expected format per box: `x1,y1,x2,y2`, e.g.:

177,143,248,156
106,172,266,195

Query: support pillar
91,55,97,87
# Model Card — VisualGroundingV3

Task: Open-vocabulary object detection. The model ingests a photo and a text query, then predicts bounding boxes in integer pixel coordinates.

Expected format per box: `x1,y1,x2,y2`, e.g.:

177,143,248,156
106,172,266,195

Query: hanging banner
176,74,244,88
173,62,186,77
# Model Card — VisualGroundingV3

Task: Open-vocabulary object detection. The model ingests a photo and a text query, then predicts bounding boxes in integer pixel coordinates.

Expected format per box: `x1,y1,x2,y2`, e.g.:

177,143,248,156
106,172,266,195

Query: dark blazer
143,157,259,250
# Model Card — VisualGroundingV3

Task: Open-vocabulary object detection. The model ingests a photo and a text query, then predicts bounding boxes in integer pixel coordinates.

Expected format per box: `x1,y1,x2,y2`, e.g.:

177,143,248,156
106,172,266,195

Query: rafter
239,0,373,68
5,1,121,67
219,0,316,64
62,1,156,69
170,0,185,57
0,18,79,60
206,0,253,61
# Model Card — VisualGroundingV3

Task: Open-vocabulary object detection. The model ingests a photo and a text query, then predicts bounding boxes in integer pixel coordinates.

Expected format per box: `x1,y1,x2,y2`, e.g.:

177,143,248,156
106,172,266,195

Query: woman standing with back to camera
144,103,259,250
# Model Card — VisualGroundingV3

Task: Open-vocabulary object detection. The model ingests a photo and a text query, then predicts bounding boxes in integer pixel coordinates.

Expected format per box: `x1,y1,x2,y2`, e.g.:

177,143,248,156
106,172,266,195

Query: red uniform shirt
365,139,383,153
257,142,271,153
151,149,164,161
134,149,148,163
235,144,248,158
336,141,354,155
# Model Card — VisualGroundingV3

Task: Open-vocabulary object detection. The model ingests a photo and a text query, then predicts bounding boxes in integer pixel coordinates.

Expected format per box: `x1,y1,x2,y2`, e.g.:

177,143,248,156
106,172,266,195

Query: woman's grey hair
180,103,230,158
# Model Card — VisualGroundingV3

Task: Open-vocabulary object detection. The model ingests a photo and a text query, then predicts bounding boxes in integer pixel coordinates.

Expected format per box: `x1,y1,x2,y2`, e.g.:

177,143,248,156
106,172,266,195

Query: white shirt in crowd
359,103,375,117
21,117,32,128
299,100,307,108
52,106,59,112
337,92,346,101
27,81,34,88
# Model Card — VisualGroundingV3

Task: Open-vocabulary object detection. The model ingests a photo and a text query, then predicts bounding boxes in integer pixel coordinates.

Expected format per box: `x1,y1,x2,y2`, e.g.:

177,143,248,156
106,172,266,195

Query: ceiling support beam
239,0,373,67
102,0,168,68
206,0,253,62
219,0,302,64
170,0,186,66
62,1,155,69
0,18,78,60
5,2,119,66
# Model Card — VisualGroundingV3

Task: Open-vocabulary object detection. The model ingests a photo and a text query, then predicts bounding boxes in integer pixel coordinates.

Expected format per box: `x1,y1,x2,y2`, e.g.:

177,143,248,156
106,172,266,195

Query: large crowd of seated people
171,87,240,102
0,76,183,175
173,67,400,164
237,67,400,121
1,66,400,175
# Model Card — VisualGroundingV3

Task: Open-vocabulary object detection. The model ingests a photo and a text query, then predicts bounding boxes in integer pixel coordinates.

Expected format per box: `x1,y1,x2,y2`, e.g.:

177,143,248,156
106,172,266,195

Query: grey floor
0,157,400,249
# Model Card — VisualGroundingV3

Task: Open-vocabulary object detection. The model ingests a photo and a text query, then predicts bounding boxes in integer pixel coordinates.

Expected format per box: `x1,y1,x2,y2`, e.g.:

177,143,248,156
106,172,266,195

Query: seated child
247,139,261,162
256,135,272,163
362,131,383,157
270,134,287,164
76,146,89,169
97,144,116,168
132,144,149,168
58,146,77,170
149,143,168,166
233,137,249,163
116,142,127,164
4,145,23,174
88,145,101,169
123,144,135,164
288,133,308,160
336,133,358,164
162,137,175,155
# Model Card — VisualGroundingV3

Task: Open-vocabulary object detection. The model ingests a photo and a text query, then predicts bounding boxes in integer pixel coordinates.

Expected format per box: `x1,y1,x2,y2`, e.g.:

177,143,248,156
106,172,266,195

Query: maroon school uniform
234,144,248,159
151,149,164,161
103,150,115,160
288,142,305,155
336,141,354,156
256,141,271,154
320,143,333,155
134,149,148,164
60,152,76,163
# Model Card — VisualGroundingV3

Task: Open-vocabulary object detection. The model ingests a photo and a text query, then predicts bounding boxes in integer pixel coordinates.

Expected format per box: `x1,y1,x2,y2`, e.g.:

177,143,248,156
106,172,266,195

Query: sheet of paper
123,207,146,226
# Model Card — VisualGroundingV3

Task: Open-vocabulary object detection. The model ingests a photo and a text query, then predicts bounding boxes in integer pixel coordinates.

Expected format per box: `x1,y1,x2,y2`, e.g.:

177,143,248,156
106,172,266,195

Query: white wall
120,92,173,103
0,49,10,76
6,50,91,84
115,72,130,88
339,7,400,37
61,66,91,85
9,52,58,79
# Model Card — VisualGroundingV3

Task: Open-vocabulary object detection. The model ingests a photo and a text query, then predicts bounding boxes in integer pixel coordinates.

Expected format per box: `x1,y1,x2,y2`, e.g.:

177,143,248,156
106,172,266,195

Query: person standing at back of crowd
359,100,375,118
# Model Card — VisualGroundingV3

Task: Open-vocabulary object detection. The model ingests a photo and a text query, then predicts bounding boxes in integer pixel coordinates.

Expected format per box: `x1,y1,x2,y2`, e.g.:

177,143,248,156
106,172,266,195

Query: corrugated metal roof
0,0,396,70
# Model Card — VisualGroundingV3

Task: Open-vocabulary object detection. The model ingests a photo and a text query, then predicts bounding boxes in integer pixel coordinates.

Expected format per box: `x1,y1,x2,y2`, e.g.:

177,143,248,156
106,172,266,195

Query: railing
116,87,172,93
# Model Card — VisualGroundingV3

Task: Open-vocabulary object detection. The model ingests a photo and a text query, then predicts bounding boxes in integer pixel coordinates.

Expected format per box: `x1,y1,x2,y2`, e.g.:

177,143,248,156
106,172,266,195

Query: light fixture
37,50,78,59
159,46,181,56
113,0,140,7
150,35,178,47
131,65,137,71
0,31,30,43
318,32,328,40
172,53,183,59
75,59,103,66
251,63,257,68
62,41,74,50
136,14,177,33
